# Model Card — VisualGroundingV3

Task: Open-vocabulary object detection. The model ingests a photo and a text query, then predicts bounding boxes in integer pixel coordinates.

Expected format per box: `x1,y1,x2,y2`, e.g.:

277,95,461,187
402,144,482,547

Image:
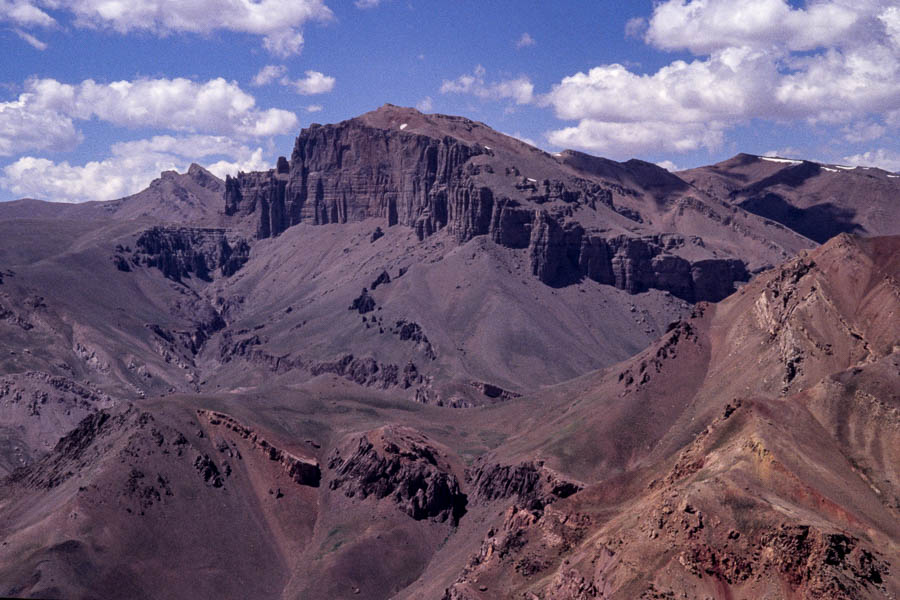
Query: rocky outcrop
470,381,522,401
225,119,484,240
7,409,123,489
348,288,376,313
198,409,320,487
370,270,391,290
528,221,749,301
468,461,581,510
131,227,250,282
310,354,426,390
328,427,467,524
0,372,116,474
389,320,436,360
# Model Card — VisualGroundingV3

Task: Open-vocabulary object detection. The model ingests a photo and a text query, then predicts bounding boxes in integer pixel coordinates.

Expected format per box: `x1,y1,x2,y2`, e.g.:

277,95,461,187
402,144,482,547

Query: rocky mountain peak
186,163,219,188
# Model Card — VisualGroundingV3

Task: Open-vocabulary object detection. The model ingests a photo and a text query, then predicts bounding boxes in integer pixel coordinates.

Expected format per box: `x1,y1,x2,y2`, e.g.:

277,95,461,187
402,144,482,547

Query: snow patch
760,156,802,165
822,167,838,173
888,175,899,178
835,165,856,170
526,177,537,183
399,123,408,130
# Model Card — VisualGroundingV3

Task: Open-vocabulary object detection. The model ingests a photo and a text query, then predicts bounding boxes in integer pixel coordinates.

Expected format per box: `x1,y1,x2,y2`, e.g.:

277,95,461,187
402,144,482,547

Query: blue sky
2,0,900,202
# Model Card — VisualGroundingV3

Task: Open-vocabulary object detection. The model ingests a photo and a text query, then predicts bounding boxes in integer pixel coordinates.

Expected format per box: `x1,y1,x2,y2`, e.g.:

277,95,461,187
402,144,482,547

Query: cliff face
222,106,750,301
226,124,483,241
129,226,250,282
327,427,467,524
528,222,749,301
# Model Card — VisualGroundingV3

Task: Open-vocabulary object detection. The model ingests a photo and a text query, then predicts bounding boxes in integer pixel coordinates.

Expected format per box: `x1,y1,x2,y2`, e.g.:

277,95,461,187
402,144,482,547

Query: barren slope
436,234,900,600
681,153,900,243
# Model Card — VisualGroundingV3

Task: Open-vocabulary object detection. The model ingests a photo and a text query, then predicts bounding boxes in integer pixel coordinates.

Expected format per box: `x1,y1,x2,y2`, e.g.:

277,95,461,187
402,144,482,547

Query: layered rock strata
223,113,748,301
130,227,250,282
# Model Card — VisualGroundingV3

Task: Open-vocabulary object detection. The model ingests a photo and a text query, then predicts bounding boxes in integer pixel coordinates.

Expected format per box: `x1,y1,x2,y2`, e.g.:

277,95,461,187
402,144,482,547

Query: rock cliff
129,226,250,282
327,426,467,524
223,106,751,301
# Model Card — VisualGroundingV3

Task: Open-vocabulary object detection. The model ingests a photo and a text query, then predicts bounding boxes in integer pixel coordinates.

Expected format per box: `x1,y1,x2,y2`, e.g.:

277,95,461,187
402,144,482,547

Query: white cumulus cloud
441,66,534,105
0,94,82,156
1,0,55,26
1,134,270,203
843,148,900,172
252,65,287,87
645,0,862,54
3,0,332,55
0,76,298,156
515,32,535,48
282,70,336,95
416,96,433,112
656,160,680,172
542,1,900,157
548,120,725,156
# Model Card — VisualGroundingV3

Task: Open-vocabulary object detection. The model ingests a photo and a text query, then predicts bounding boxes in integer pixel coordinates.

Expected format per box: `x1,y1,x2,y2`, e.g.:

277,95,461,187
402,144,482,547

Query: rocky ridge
222,105,763,301
327,426,467,524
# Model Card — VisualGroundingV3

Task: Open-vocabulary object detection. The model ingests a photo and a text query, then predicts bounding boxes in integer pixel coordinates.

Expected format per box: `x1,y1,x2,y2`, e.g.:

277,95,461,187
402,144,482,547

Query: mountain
0,106,898,599
438,234,900,599
0,105,820,411
1,233,896,599
226,105,811,286
680,153,900,243
0,164,225,224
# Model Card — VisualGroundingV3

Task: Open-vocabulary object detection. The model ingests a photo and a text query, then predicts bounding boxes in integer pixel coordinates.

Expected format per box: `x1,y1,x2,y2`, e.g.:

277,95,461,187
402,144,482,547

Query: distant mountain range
0,105,897,599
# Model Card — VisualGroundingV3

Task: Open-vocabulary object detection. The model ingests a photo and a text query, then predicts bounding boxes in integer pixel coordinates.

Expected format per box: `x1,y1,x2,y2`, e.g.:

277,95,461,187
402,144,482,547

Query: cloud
515,32,535,48
644,0,862,54
305,104,323,112
4,0,333,55
842,121,887,143
547,119,724,156
0,94,82,156
763,147,803,159
843,148,900,172
624,17,646,38
441,66,534,105
416,96,433,112
282,70,335,95
0,77,298,156
882,7,900,46
252,65,287,87
0,134,270,203
14,28,47,50
262,29,307,58
544,48,777,124
656,160,679,172
1,0,55,26
543,1,900,157
355,0,381,7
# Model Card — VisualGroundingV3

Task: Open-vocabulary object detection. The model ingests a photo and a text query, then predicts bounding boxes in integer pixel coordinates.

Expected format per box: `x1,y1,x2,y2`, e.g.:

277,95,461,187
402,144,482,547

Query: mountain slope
0,164,225,225
437,234,900,599
680,153,900,243
1,232,895,600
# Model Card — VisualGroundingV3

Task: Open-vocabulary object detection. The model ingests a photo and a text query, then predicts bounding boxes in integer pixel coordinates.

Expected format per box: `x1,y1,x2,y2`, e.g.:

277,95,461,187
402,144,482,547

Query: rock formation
130,226,250,282
222,106,755,301
328,427,467,524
